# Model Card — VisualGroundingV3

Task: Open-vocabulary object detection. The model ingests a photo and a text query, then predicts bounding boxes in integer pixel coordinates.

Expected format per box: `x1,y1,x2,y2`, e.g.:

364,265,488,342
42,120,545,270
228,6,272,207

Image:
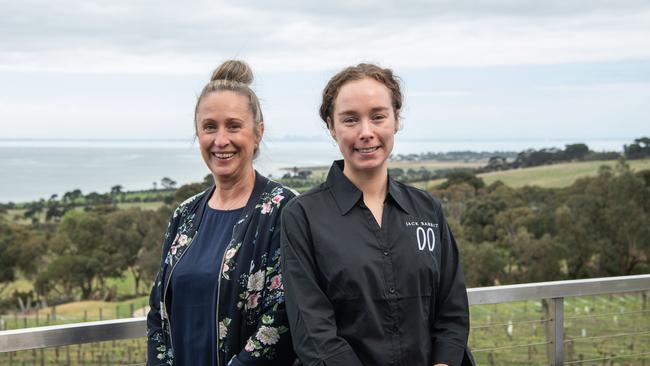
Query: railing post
547,297,564,365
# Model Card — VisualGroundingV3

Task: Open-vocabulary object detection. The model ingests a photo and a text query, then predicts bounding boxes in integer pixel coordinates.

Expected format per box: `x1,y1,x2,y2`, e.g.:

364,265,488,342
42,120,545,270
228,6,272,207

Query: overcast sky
1,0,649,141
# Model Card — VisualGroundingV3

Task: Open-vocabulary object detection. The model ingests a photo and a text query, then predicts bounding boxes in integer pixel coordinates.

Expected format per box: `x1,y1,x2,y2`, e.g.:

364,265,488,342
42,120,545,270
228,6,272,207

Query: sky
1,0,649,142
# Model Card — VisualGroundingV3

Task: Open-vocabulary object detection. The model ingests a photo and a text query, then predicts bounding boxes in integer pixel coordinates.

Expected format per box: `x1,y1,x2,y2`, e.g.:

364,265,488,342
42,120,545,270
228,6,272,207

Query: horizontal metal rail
0,317,145,353
1,274,649,354
466,274,650,305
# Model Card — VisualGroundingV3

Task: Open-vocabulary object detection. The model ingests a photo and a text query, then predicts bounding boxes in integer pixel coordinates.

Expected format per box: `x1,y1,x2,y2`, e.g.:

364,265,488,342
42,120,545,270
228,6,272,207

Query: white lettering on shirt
406,221,438,251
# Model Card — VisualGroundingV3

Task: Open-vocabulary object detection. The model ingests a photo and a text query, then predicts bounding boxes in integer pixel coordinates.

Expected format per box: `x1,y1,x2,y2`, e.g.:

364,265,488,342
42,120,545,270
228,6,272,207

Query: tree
388,167,404,179
45,194,66,222
460,241,506,287
173,182,208,207
23,199,45,224
52,211,125,299
430,183,476,224
0,218,19,297
110,185,124,203
103,208,169,295
438,172,485,191
37,255,99,300
557,163,650,277
486,156,508,170
137,206,173,291
460,184,514,243
563,143,589,161
624,136,650,159
161,177,177,190
62,189,83,204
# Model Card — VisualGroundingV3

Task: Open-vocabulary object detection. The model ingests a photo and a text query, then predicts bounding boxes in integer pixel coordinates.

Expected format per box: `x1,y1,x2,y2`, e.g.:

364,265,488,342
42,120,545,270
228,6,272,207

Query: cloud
2,0,650,73
541,82,650,94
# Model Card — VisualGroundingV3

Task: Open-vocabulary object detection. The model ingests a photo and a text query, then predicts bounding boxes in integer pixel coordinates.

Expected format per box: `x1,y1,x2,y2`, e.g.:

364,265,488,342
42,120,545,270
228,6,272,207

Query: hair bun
210,60,253,85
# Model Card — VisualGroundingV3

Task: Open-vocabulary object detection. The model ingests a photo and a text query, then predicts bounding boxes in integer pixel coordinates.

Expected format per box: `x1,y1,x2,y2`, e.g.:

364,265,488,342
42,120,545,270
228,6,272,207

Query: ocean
0,138,631,203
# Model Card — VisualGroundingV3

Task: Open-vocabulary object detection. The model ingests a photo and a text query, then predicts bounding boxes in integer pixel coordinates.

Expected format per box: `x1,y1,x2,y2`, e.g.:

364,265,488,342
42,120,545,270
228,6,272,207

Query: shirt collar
326,160,362,215
326,160,412,215
387,176,412,215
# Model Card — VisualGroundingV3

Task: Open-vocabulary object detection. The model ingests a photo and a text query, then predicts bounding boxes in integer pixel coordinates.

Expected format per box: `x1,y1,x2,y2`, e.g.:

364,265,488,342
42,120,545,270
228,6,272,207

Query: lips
355,146,381,154
212,152,237,160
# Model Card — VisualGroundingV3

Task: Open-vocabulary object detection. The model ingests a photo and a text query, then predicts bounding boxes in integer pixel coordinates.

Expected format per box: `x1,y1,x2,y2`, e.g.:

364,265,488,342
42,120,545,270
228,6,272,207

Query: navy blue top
169,205,243,366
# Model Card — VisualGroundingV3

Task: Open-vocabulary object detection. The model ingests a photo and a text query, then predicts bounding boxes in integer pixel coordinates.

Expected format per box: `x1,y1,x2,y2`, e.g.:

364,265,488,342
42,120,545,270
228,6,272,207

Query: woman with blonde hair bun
147,60,297,366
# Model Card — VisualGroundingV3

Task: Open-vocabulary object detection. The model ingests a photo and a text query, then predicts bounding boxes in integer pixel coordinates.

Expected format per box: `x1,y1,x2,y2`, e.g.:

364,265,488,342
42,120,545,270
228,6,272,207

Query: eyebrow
336,107,390,117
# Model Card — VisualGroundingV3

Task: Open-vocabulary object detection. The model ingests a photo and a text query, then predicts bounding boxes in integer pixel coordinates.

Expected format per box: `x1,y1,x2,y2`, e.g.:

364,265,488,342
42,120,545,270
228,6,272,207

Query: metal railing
1,274,649,364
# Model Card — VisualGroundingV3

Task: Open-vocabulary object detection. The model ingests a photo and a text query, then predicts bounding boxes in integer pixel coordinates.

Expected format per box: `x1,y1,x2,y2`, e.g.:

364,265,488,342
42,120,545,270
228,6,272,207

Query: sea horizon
0,137,638,203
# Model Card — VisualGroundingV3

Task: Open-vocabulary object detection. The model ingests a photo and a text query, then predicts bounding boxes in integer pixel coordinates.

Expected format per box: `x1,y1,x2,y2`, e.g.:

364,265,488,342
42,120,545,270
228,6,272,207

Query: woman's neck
343,163,388,227
343,163,388,202
209,167,256,210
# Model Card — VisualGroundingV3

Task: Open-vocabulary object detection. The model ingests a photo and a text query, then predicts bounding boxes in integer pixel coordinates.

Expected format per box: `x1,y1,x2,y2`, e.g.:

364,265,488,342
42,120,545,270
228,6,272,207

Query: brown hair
319,63,402,128
194,60,263,157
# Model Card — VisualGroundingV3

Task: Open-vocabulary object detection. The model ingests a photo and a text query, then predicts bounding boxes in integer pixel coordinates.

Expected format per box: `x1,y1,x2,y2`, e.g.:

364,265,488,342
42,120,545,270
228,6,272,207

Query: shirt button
391,325,399,332
383,250,389,256
389,287,395,294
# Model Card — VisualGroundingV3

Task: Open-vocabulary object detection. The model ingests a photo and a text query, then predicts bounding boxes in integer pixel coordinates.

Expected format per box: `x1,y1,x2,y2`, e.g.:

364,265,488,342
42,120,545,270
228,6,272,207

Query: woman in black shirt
281,63,472,366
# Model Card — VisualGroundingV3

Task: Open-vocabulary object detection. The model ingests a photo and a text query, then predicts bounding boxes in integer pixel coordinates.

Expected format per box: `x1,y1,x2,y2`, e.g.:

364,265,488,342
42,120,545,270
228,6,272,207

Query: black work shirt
280,160,470,366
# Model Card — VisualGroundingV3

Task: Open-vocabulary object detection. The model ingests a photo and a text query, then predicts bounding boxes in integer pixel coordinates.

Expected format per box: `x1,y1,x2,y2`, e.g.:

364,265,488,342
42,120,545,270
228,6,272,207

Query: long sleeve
280,201,363,366
228,225,296,366
431,206,470,366
146,209,180,366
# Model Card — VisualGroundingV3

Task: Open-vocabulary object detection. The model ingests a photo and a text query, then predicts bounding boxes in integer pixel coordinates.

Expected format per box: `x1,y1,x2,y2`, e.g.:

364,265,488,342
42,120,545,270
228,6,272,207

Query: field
3,201,163,225
469,293,650,365
479,158,650,188
409,158,650,190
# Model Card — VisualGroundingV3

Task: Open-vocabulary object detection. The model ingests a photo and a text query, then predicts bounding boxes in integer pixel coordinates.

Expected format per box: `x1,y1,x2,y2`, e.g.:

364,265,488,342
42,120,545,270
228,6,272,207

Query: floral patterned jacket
147,173,297,366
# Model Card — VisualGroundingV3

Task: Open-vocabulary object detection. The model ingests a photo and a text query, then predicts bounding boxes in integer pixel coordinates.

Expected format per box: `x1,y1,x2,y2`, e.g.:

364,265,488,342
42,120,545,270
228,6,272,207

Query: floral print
147,176,296,366
247,270,265,292
222,242,241,280
257,326,280,345
236,314,289,359
255,187,285,216
269,275,282,291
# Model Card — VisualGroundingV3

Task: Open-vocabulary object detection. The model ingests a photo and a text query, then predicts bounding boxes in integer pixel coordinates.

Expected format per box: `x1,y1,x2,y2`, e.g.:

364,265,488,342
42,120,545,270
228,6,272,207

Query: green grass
468,293,650,365
479,158,650,188
0,296,149,330
116,201,165,211
3,201,165,224
406,158,650,190
3,338,148,365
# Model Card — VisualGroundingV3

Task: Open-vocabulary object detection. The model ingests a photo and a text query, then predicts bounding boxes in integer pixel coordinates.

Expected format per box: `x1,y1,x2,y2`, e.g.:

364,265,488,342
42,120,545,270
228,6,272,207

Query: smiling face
196,91,263,184
328,77,398,178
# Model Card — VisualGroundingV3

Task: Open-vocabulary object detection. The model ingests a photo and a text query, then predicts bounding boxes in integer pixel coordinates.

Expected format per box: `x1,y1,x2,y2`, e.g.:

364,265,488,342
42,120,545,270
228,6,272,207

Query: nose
359,119,374,140
214,129,230,148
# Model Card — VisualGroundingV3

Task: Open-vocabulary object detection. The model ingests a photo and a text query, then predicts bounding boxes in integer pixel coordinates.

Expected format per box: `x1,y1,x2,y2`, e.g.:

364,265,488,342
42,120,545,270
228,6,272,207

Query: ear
327,117,336,140
394,111,400,133
256,121,265,143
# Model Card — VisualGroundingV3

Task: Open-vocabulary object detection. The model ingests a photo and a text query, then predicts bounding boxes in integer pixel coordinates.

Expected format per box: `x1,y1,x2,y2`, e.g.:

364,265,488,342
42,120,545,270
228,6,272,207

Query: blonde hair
194,60,264,157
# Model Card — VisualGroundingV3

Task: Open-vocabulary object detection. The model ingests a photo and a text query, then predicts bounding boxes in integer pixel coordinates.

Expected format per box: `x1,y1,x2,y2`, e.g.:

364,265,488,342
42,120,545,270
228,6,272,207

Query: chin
349,158,386,172
210,166,237,180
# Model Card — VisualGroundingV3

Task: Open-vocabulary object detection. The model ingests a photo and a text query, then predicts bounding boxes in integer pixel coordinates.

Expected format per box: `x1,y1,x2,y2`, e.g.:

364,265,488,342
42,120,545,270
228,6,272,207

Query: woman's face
329,77,398,176
196,91,263,184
